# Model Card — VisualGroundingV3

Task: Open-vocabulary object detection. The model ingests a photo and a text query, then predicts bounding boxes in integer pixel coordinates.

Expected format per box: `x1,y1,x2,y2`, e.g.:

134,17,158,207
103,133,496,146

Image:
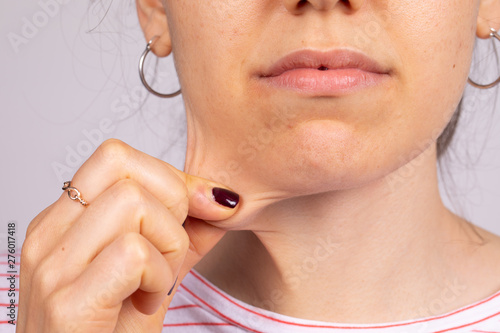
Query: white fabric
162,269,500,332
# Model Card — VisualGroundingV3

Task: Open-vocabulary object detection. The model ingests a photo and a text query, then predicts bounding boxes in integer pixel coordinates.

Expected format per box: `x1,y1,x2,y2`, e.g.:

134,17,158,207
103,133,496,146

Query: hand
16,139,240,332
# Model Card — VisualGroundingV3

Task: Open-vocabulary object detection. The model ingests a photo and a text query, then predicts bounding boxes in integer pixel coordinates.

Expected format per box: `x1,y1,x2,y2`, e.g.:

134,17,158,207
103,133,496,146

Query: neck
192,144,485,323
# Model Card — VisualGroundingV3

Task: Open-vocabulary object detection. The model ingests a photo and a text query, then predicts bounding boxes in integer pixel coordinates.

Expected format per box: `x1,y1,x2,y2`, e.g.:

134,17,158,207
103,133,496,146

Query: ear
477,0,500,39
136,0,172,57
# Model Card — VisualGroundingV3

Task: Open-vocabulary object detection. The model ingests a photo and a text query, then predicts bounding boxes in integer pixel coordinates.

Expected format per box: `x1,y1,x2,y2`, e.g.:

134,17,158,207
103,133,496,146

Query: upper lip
260,49,390,77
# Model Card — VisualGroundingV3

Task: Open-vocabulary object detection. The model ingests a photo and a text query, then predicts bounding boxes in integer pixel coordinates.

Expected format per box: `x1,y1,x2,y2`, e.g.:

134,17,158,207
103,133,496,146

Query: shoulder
455,218,500,296
436,213,500,311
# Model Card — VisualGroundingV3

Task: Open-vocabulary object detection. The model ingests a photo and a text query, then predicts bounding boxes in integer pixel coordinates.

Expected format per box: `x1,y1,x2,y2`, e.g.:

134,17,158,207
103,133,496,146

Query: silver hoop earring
467,27,500,89
138,36,181,98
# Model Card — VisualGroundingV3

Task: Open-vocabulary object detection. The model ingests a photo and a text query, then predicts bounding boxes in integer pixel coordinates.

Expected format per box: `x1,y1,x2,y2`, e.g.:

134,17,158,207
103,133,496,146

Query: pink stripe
168,304,200,311
180,283,263,333
163,322,233,327
189,270,500,329
435,311,500,332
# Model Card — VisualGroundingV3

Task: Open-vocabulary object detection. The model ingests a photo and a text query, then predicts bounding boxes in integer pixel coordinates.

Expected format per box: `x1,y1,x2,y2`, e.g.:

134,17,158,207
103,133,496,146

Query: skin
140,0,500,322
138,0,500,322
16,0,500,331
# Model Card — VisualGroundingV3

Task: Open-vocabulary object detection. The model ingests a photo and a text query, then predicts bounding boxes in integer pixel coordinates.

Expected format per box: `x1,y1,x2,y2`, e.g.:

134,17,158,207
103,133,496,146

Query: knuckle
117,233,151,265
171,180,189,201
20,237,37,270
25,204,53,236
25,218,39,238
164,180,189,219
113,179,146,207
169,229,190,256
25,222,36,239
171,190,189,221
32,262,59,298
96,139,131,165
44,291,69,328
23,206,55,258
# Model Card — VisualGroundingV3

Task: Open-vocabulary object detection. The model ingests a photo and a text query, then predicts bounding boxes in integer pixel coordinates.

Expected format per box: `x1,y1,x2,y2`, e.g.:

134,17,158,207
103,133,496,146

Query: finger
177,216,228,282
72,138,241,222
47,233,174,332
26,139,241,269
33,139,240,250
145,216,227,321
46,179,189,289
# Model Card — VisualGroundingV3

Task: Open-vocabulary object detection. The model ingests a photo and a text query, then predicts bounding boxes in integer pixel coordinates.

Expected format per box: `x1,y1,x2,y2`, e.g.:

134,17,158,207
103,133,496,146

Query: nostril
297,0,308,9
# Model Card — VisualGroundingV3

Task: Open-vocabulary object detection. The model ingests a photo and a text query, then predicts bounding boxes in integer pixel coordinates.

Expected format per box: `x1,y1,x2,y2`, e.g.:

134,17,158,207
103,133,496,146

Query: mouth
258,49,391,96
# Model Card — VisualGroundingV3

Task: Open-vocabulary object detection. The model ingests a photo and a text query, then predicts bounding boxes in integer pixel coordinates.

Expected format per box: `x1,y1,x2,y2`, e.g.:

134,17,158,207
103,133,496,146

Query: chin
247,119,379,193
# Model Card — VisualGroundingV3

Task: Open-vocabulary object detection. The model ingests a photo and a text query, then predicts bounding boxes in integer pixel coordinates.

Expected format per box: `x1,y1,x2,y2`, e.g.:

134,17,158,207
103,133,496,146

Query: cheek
389,0,477,135
166,1,262,91
356,0,478,187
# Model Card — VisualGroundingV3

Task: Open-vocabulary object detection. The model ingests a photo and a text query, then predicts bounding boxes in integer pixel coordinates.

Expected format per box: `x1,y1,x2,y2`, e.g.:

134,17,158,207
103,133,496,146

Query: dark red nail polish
212,187,240,209
168,275,178,296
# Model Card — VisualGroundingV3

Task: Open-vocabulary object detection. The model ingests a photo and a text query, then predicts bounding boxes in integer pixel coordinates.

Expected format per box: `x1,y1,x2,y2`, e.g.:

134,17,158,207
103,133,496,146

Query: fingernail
168,275,178,296
212,187,240,209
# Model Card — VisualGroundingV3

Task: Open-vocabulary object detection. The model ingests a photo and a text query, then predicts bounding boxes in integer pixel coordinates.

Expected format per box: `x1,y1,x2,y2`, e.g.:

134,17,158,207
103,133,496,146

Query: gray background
2,0,500,249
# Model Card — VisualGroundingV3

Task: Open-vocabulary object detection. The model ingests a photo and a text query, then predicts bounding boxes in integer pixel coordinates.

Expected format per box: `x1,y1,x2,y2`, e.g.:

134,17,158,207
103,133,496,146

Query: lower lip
261,68,389,95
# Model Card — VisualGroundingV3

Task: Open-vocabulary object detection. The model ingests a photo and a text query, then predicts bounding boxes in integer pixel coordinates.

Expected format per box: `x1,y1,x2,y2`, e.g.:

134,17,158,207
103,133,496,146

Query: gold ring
62,181,89,206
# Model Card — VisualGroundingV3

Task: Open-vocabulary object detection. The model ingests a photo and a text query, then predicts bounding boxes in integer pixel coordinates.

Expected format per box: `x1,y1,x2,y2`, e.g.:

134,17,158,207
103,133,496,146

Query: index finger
67,139,241,223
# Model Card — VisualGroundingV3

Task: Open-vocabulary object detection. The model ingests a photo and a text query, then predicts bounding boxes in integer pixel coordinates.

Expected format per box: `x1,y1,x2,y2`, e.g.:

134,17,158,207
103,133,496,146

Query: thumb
163,163,240,263
165,163,241,222
180,181,239,274
186,178,241,222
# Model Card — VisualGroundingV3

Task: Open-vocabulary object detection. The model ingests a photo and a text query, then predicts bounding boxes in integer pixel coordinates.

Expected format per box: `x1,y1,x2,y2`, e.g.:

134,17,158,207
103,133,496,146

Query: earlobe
136,0,171,57
476,0,500,39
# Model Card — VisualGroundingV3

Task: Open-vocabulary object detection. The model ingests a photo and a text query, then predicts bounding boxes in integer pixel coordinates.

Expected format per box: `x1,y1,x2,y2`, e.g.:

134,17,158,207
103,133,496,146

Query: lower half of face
165,0,478,224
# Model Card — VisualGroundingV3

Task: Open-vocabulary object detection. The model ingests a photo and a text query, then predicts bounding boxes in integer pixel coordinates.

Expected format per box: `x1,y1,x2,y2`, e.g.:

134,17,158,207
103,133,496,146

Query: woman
16,0,500,331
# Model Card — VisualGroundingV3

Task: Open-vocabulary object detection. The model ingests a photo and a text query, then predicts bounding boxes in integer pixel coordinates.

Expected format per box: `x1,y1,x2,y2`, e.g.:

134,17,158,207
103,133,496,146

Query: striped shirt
162,269,500,332
1,255,499,332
